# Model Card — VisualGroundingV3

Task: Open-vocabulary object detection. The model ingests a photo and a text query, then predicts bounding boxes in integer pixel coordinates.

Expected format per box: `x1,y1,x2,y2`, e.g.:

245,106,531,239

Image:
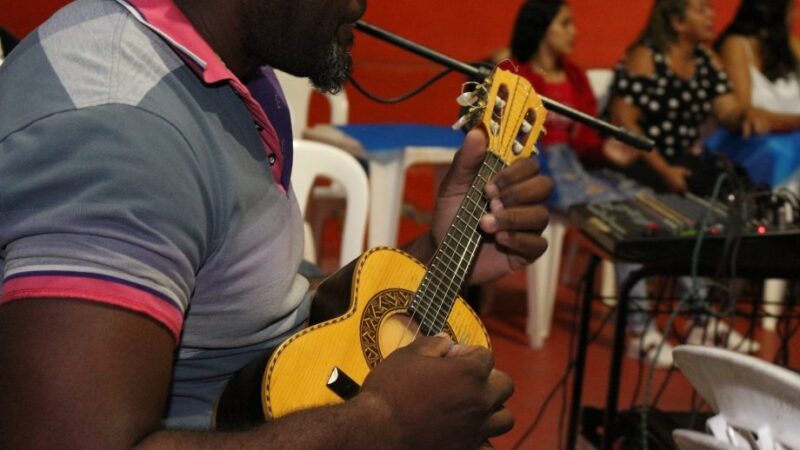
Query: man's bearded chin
308,41,352,94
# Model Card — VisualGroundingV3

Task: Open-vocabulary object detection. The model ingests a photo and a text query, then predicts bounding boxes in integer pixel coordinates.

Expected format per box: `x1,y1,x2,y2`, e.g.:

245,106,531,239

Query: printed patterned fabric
612,45,731,162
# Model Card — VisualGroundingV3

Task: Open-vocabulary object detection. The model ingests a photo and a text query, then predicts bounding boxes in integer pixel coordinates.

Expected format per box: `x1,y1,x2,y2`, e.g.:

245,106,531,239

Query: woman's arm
718,35,753,108
718,36,800,133
749,108,800,132
608,46,691,193
708,49,746,131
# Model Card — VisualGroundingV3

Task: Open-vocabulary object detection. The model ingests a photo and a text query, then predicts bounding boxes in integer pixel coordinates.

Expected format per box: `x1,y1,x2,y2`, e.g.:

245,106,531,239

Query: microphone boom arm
355,20,654,151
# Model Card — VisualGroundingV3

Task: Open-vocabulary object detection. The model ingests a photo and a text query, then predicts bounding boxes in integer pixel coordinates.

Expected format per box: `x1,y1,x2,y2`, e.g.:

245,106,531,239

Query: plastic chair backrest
291,139,368,268
274,70,349,137
586,68,614,111
674,345,800,449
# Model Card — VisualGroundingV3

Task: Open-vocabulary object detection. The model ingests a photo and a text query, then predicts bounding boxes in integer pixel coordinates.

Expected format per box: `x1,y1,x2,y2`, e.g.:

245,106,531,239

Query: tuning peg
494,97,507,111
452,114,470,130
513,140,524,155
456,91,478,107
521,120,533,134
490,120,500,135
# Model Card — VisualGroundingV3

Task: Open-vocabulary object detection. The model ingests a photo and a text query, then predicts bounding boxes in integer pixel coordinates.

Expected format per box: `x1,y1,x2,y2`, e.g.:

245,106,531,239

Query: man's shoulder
0,0,190,140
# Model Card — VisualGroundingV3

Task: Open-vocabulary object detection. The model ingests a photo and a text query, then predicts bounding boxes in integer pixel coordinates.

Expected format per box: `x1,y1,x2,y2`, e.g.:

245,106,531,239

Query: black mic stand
355,20,654,151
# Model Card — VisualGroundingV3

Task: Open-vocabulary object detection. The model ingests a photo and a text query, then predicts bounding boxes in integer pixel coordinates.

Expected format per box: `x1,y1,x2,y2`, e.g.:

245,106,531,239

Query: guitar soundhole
360,289,456,369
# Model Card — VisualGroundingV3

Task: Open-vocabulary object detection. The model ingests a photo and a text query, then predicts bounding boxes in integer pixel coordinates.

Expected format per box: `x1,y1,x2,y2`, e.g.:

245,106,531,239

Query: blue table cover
337,123,464,153
705,129,800,189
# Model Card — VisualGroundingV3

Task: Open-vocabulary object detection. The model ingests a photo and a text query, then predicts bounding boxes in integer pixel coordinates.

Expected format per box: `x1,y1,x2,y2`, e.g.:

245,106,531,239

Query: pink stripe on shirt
2,274,184,341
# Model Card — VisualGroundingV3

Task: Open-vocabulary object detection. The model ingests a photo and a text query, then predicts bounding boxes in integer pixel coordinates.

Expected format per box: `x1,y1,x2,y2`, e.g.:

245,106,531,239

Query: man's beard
307,40,352,94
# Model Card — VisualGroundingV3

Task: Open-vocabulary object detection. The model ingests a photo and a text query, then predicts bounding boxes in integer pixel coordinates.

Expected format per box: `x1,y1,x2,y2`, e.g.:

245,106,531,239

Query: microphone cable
348,68,454,104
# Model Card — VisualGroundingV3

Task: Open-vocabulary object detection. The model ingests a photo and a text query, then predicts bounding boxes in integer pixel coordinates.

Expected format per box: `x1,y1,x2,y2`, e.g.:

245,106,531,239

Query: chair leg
542,219,566,338
526,218,565,349
367,150,406,248
600,260,617,306
762,279,786,331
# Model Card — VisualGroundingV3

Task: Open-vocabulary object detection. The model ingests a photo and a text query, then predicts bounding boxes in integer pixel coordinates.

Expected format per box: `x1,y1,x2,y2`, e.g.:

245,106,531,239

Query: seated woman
503,0,649,212
607,0,759,364
711,0,800,195
505,0,678,367
608,0,745,195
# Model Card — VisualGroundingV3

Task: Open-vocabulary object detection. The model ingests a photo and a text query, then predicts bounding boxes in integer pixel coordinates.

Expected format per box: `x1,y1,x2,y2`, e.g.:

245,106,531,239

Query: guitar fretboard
408,152,505,335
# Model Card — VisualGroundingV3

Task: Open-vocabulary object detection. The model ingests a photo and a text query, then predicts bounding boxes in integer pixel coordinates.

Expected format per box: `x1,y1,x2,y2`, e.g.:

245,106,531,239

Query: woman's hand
660,165,692,194
602,138,641,167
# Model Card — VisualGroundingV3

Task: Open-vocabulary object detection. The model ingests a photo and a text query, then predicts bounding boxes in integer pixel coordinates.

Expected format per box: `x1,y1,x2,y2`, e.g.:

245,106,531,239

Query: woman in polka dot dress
608,0,746,194
607,0,761,366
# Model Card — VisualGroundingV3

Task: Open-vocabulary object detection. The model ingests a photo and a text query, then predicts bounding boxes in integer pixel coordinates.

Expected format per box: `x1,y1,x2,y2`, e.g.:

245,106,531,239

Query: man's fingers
493,175,553,206
493,232,549,262
487,157,541,194
410,334,453,357
481,407,515,438
481,369,515,438
482,205,550,234
486,369,514,409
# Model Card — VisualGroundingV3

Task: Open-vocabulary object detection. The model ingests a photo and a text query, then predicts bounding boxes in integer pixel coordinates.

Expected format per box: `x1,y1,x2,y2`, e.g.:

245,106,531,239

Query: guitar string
402,156,489,348
405,98,498,343
397,74,537,352
452,77,535,345
441,166,494,339
426,75,532,339
417,159,492,338
413,78,530,346
451,158,503,345
406,171,482,344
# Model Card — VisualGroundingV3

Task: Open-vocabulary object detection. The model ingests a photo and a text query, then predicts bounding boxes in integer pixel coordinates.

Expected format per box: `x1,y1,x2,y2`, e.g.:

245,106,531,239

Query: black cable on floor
510,279,617,450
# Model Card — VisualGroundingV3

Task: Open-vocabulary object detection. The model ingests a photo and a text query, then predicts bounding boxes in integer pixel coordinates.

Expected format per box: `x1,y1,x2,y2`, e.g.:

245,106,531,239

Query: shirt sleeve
0,105,217,341
612,64,659,109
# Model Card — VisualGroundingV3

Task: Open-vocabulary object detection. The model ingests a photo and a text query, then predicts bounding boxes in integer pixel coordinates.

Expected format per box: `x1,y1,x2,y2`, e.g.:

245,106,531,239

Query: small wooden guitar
214,66,547,428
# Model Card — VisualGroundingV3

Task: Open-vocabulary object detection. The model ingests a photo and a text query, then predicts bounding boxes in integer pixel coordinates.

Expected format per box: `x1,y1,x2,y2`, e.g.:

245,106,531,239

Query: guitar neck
408,152,505,335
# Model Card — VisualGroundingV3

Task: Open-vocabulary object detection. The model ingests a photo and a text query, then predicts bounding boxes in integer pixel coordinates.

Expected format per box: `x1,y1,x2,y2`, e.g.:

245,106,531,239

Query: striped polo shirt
0,0,308,428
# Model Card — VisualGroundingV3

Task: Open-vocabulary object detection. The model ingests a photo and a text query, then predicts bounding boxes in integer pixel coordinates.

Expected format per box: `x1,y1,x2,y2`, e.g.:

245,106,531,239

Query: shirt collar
115,0,291,191
114,0,233,84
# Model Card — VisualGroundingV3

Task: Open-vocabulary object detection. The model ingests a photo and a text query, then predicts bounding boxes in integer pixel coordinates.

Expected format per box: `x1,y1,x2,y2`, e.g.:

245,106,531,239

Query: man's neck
173,0,258,80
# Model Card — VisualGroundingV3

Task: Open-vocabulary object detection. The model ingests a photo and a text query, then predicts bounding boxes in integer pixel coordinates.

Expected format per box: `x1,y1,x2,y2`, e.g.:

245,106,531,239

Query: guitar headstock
455,67,547,165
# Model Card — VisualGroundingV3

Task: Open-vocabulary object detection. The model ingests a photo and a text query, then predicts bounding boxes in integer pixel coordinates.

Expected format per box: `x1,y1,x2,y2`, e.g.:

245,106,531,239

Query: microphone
354,20,655,151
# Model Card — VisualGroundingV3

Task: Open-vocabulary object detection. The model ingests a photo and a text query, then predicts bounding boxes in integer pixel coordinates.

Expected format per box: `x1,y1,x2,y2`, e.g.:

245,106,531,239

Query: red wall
5,0,799,125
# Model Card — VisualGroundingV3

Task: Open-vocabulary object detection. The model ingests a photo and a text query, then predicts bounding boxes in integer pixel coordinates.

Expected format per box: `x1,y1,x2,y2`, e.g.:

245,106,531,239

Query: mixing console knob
642,223,660,237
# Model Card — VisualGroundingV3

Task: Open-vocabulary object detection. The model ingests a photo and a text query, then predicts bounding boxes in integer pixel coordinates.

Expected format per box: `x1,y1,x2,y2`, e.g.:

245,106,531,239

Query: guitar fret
412,153,511,334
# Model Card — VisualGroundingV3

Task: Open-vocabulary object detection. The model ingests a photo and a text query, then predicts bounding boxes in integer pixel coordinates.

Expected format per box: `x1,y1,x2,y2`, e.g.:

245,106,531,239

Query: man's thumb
411,333,453,357
440,129,488,195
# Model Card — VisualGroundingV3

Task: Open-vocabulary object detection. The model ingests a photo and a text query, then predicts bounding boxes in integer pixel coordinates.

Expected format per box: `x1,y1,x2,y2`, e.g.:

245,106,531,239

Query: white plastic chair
274,70,348,136
274,69,456,250
587,68,615,111
291,139,368,268
673,429,741,450
673,345,800,450
525,68,617,349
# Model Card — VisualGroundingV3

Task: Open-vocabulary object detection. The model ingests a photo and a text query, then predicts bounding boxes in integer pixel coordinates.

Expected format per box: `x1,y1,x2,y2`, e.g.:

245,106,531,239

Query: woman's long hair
715,0,798,81
634,0,689,53
510,0,565,63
